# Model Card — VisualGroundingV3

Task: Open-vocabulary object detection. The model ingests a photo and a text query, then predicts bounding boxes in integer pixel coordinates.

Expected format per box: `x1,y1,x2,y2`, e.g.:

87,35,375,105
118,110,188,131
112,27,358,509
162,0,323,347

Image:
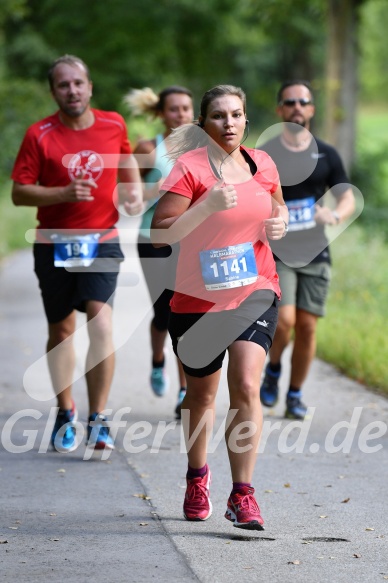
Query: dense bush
0,78,53,186
351,146,388,240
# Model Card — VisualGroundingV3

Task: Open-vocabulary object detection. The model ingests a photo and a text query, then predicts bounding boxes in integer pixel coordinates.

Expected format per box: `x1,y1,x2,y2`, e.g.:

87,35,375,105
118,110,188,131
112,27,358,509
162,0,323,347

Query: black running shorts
169,290,279,378
33,238,124,323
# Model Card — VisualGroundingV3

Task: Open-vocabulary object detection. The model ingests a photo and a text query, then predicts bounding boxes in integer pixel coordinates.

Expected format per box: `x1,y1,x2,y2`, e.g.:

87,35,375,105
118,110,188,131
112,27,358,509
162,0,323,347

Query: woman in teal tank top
124,86,194,418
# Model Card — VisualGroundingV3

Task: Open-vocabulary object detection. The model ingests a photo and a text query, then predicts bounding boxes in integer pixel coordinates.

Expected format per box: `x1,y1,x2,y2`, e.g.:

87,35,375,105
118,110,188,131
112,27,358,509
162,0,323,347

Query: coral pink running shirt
160,146,281,313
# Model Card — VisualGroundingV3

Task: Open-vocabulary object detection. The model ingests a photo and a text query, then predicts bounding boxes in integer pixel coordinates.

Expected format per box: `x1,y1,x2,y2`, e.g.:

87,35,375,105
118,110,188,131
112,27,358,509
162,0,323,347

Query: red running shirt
161,146,281,313
11,109,132,233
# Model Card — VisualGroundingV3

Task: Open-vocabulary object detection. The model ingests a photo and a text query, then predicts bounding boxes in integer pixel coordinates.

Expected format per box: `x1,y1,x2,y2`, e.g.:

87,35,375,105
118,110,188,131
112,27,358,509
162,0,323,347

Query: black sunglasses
279,99,313,107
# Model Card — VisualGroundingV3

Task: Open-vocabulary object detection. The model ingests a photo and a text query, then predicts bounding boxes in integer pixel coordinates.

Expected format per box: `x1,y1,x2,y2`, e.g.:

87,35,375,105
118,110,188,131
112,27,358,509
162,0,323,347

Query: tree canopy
0,0,386,179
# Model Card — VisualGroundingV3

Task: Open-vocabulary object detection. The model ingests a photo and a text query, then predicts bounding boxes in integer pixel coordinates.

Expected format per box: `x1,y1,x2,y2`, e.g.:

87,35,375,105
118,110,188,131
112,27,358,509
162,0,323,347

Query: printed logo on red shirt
68,150,104,182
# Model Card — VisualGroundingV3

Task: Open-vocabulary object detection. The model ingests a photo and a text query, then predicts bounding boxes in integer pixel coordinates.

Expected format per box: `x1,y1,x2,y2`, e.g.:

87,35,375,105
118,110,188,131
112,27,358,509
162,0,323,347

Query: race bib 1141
199,242,258,291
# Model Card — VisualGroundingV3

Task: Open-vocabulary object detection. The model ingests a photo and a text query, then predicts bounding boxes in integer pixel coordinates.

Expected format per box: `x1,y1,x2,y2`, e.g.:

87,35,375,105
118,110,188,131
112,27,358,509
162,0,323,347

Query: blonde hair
166,124,209,162
123,87,159,117
123,85,193,118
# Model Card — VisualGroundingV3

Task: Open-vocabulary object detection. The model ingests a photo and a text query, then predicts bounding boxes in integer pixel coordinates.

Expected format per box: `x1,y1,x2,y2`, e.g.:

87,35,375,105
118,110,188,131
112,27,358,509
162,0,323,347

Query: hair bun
123,87,159,116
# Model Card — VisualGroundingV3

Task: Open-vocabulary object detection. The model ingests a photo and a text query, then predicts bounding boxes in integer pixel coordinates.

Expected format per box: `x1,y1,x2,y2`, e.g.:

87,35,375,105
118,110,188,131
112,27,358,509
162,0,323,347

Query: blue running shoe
175,388,187,419
285,391,308,420
150,366,169,397
51,401,78,453
86,413,115,450
260,364,281,407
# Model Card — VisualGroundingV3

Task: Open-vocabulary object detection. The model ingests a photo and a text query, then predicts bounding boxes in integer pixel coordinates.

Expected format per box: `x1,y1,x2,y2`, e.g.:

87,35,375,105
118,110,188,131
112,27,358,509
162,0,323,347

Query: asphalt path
1,214,387,582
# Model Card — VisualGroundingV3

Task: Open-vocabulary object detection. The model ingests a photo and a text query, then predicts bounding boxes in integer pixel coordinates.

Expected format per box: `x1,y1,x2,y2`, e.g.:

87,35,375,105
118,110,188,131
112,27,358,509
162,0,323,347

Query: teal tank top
139,134,174,239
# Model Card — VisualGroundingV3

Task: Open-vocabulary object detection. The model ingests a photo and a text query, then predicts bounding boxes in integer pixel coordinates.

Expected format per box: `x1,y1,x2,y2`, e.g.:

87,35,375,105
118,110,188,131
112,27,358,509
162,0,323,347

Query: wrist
203,198,216,217
57,186,67,203
332,210,340,224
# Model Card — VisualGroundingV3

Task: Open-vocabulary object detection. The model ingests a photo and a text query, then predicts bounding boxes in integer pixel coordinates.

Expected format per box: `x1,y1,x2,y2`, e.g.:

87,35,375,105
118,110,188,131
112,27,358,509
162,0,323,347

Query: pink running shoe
183,469,212,521
225,486,265,530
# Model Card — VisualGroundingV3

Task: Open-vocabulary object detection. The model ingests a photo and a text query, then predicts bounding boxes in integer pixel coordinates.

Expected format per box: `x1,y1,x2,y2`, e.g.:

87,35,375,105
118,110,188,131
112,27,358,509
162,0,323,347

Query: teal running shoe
51,401,78,453
150,366,169,397
260,364,281,407
175,388,187,419
87,413,115,450
285,391,308,420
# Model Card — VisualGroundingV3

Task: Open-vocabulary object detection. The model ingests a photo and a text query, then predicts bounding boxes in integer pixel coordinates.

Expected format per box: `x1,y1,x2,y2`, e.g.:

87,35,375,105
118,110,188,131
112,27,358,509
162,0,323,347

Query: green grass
0,181,37,259
317,225,388,394
126,116,164,144
357,105,388,149
317,105,388,394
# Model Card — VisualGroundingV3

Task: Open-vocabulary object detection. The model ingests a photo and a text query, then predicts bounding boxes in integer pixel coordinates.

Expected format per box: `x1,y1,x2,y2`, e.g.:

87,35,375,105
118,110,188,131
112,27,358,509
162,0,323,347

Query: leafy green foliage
0,78,53,182
351,107,388,239
0,0,28,26
2,0,326,114
5,26,57,80
359,0,388,102
0,0,329,183
0,183,36,258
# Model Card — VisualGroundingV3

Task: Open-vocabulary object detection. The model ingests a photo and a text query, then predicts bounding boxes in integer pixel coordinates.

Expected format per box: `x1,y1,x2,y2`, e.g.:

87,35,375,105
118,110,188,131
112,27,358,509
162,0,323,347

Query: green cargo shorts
275,261,332,317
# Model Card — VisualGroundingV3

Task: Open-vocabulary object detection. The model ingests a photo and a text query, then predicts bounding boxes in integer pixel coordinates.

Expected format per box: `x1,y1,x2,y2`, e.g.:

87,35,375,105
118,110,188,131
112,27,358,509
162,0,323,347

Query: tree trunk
324,0,362,172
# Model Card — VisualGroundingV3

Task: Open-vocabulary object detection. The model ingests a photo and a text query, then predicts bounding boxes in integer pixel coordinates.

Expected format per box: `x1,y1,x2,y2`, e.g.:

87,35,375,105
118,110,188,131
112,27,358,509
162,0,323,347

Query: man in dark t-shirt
258,80,355,419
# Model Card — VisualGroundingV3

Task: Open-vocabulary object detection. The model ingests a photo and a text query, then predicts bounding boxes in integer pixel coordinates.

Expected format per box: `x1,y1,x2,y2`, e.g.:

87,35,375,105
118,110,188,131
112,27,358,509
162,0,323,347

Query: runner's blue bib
286,196,316,231
199,242,258,291
52,233,100,267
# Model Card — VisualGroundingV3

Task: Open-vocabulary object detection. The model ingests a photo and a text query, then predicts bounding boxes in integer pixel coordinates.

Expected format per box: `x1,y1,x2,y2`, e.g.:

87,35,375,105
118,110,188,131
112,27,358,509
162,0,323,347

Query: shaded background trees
0,0,387,182
1,0,325,112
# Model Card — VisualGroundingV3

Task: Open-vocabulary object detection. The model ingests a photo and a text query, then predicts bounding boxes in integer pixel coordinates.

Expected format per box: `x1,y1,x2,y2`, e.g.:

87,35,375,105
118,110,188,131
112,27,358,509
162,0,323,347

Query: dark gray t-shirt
259,136,349,266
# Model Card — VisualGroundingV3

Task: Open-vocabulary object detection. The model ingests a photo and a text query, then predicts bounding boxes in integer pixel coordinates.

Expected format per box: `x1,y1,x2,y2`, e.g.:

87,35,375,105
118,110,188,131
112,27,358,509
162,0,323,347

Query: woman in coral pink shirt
151,84,288,530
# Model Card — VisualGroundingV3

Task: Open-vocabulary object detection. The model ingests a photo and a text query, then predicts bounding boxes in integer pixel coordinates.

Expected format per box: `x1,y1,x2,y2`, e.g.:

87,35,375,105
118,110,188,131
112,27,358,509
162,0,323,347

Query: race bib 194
52,233,100,267
199,242,258,291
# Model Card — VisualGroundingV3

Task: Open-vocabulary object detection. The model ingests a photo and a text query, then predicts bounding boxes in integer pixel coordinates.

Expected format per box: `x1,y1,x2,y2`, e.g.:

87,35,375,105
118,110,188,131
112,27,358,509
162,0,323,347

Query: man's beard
287,120,306,133
62,103,87,118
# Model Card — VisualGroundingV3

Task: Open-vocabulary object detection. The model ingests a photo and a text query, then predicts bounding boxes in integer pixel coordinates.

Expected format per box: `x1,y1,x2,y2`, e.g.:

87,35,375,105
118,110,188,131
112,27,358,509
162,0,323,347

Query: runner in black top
259,80,355,419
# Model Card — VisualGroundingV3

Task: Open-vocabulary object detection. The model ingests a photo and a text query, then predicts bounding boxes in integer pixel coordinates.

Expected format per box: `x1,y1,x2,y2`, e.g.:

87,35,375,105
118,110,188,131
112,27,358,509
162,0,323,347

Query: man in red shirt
11,54,142,453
